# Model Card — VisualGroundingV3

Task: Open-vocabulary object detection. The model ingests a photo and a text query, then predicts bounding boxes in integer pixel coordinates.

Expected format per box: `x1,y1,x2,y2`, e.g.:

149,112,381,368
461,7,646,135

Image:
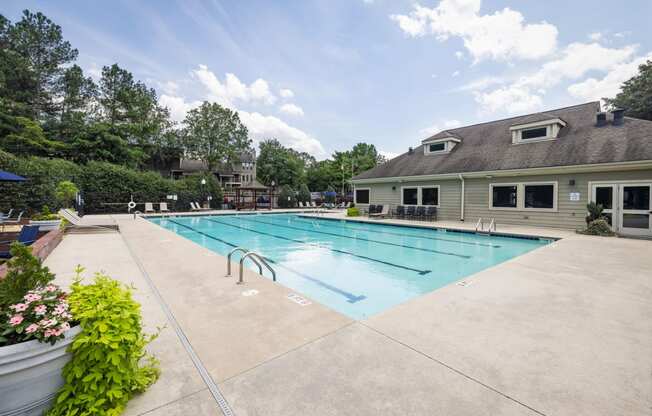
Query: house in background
166,150,258,189
352,102,652,236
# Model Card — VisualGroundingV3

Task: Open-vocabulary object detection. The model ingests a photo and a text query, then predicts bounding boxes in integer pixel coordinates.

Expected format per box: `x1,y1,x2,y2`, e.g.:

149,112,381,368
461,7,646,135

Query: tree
277,185,297,208
297,183,311,203
5,10,78,119
67,122,142,167
604,59,652,121
256,139,313,188
182,102,250,172
54,180,79,208
0,113,64,157
55,65,97,139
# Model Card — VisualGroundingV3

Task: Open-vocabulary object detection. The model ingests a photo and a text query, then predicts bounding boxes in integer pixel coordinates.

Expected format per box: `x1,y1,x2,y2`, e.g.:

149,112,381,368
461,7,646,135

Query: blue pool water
149,214,549,319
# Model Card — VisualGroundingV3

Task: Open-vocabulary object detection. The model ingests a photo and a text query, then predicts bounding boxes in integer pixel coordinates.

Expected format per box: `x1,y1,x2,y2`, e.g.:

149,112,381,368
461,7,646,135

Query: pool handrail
226,247,261,276
238,252,276,284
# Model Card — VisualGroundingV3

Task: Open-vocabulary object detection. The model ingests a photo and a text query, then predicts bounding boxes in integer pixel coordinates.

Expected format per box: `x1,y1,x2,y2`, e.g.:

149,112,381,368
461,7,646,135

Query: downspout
458,174,465,221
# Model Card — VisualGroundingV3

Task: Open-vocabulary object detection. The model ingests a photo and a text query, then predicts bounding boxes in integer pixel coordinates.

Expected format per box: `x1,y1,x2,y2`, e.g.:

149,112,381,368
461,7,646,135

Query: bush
55,181,79,208
48,270,160,416
0,243,72,346
31,205,61,221
585,201,605,224
581,219,615,236
297,183,311,203
277,185,296,208
346,207,360,217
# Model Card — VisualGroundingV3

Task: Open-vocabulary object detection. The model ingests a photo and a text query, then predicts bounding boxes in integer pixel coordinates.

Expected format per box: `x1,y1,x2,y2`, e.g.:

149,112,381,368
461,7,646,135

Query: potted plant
29,205,62,231
0,243,79,416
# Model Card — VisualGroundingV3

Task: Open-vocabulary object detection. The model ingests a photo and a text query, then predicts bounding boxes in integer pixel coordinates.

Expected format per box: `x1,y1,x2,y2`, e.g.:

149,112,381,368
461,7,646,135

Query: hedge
0,150,223,214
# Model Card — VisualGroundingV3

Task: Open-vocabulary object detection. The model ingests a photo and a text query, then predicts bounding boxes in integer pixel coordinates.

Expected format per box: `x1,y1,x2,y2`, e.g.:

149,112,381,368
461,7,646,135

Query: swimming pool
149,214,550,319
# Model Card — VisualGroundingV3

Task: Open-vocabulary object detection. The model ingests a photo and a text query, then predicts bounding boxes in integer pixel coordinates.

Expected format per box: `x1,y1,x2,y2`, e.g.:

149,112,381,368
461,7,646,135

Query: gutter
458,174,465,221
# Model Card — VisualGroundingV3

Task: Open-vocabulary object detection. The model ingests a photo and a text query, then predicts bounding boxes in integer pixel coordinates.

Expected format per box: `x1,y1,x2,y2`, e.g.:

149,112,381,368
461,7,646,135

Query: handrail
238,252,276,284
488,218,496,233
226,247,261,276
475,217,483,231
133,210,142,220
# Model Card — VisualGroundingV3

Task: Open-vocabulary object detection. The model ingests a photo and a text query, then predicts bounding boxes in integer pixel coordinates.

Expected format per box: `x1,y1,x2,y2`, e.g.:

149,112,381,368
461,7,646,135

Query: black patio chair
394,205,405,219
405,205,416,220
415,206,426,221
367,204,377,216
424,206,438,221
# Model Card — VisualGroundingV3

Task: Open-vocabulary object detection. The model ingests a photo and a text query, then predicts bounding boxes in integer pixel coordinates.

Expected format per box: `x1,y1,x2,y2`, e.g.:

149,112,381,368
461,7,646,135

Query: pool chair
367,204,377,216
1,209,14,220
145,202,155,213
369,205,389,219
1,211,24,231
159,202,170,213
298,201,305,208
405,205,416,220
0,225,39,259
416,206,428,221
193,202,211,211
310,201,318,208
425,206,437,221
394,205,405,219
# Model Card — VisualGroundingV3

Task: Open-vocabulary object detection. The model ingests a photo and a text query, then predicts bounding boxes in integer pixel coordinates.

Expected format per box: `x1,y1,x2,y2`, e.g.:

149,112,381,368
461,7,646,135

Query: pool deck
44,211,652,415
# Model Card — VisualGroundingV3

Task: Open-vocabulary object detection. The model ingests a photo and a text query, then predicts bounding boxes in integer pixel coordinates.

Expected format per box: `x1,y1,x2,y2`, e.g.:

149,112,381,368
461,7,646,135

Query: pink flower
24,293,42,303
25,324,39,333
9,315,24,326
60,322,71,332
53,302,69,316
10,303,28,312
43,329,54,337
34,304,47,315
45,285,58,292
39,318,57,328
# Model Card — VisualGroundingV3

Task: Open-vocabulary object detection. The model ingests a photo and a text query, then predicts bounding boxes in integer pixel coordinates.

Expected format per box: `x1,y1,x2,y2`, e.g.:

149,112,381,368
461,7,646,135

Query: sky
3,0,652,160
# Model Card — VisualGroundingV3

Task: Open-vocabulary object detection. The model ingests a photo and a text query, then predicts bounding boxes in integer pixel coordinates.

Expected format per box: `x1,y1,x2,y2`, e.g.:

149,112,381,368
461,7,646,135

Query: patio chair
298,201,305,208
394,205,405,219
193,202,211,211
144,202,155,213
405,205,416,220
0,225,40,259
425,206,437,221
1,211,24,230
367,204,377,216
58,209,118,232
415,206,426,221
369,205,389,219
310,201,318,208
159,202,170,213
0,209,14,220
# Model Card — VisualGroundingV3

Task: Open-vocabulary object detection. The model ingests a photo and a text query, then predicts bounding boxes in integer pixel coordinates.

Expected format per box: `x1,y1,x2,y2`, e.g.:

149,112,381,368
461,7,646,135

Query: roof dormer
509,118,566,144
422,133,461,155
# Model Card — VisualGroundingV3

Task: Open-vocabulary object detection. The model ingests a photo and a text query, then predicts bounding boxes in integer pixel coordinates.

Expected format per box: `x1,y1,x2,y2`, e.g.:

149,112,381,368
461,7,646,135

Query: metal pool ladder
475,217,496,234
225,247,276,284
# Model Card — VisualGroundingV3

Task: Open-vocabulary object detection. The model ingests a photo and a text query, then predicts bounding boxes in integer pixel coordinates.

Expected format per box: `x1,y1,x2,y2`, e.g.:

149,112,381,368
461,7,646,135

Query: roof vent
408,147,413,154
612,108,625,126
596,112,607,127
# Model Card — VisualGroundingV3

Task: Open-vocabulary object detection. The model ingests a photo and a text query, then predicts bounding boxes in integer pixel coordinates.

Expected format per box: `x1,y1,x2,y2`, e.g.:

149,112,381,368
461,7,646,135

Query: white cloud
390,0,558,62
452,70,460,77
455,51,464,59
474,85,543,114
238,111,324,156
588,32,603,41
379,150,399,160
458,76,505,91
192,65,276,107
159,94,201,122
86,63,102,80
567,53,652,101
279,88,295,98
279,103,305,117
419,119,462,138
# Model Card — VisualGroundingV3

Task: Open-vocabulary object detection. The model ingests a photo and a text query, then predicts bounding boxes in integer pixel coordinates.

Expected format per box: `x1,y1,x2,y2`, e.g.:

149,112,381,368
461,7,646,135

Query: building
351,102,652,236
168,151,258,189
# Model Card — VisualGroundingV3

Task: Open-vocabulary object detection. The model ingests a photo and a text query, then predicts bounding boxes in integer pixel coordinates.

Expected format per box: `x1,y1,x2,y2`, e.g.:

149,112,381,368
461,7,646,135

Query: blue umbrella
0,170,27,182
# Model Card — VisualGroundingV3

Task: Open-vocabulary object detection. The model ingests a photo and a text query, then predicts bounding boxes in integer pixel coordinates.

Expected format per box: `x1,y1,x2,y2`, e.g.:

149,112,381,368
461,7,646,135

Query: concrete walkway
44,214,652,415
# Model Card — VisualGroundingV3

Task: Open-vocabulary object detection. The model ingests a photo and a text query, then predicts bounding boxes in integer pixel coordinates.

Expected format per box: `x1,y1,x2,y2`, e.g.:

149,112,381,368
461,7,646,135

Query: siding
356,169,652,229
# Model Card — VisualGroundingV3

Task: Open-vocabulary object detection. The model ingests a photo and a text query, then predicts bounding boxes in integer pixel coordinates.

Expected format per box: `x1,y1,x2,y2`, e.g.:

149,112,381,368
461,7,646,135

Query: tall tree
256,139,314,187
604,60,652,121
182,102,250,171
56,65,97,139
5,10,78,118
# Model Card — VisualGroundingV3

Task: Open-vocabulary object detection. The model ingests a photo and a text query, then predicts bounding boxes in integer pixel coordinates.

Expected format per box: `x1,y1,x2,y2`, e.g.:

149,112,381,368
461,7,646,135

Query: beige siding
357,169,652,229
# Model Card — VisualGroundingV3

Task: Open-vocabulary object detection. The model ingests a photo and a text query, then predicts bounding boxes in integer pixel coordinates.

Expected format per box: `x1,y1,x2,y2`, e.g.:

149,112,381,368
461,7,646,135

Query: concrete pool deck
44,213,652,415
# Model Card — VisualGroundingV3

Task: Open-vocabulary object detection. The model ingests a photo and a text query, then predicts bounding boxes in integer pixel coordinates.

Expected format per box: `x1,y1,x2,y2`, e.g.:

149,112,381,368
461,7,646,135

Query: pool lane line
202,217,433,275
167,219,367,303
289,216,501,248
233,216,471,259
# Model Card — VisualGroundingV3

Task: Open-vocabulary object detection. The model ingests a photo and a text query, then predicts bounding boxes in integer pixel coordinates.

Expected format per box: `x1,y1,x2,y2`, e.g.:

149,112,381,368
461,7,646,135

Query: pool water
149,214,549,319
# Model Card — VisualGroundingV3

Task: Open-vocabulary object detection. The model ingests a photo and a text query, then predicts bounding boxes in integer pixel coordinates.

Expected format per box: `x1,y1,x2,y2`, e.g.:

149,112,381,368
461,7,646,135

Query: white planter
0,325,80,416
29,219,62,231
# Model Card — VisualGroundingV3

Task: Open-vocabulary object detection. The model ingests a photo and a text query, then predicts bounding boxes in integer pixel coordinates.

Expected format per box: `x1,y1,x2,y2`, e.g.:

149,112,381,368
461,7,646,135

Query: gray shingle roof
354,102,652,180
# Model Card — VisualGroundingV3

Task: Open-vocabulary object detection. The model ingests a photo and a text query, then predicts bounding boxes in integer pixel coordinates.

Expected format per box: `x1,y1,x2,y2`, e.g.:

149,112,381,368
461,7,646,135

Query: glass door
592,184,616,227
619,184,652,236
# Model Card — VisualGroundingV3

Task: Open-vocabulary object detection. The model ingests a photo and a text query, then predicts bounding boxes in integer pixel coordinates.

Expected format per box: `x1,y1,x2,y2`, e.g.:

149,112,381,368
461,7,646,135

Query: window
429,143,446,152
521,127,548,140
422,187,439,206
402,188,418,205
491,185,518,208
524,184,554,209
355,189,370,204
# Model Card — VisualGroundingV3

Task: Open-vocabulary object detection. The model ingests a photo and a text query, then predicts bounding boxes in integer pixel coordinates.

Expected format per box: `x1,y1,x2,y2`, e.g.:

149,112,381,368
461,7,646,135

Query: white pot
0,325,81,416
29,219,62,231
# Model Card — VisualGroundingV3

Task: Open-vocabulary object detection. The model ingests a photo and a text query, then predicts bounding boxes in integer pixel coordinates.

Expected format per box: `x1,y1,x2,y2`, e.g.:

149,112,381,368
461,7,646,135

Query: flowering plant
1,283,73,345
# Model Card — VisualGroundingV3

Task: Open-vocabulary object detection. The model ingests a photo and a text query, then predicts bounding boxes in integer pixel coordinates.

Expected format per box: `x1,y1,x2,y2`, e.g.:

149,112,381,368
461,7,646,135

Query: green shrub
581,219,615,236
55,181,79,208
48,270,160,416
346,207,360,217
31,205,61,221
585,202,606,224
297,183,311,203
277,185,296,208
0,243,55,310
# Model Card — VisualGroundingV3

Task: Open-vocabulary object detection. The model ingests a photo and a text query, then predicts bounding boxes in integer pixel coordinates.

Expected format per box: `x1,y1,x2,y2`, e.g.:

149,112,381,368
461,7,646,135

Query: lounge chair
415,206,426,221
0,225,40,259
298,201,305,208
367,204,377,216
1,209,14,220
310,201,317,208
425,206,437,221
160,202,170,213
405,205,416,220
369,205,389,219
58,209,118,232
394,205,405,219
192,202,210,211
145,202,155,213
1,211,24,230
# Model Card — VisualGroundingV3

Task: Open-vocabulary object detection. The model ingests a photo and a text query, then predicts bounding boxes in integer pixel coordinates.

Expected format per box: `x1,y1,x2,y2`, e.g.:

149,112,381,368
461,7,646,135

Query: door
592,184,616,227
619,184,652,236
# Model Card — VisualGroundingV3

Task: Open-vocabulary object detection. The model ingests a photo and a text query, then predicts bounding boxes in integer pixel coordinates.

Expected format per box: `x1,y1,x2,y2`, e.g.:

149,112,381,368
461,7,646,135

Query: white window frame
354,187,370,205
510,118,566,144
422,138,460,155
489,181,558,212
401,185,440,207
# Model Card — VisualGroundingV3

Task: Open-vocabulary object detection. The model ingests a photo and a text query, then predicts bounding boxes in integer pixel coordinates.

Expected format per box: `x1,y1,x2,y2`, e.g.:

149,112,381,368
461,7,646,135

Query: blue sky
3,0,651,159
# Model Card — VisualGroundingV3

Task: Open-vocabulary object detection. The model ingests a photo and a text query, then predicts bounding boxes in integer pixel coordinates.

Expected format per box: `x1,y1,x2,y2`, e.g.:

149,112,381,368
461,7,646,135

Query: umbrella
0,170,27,182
